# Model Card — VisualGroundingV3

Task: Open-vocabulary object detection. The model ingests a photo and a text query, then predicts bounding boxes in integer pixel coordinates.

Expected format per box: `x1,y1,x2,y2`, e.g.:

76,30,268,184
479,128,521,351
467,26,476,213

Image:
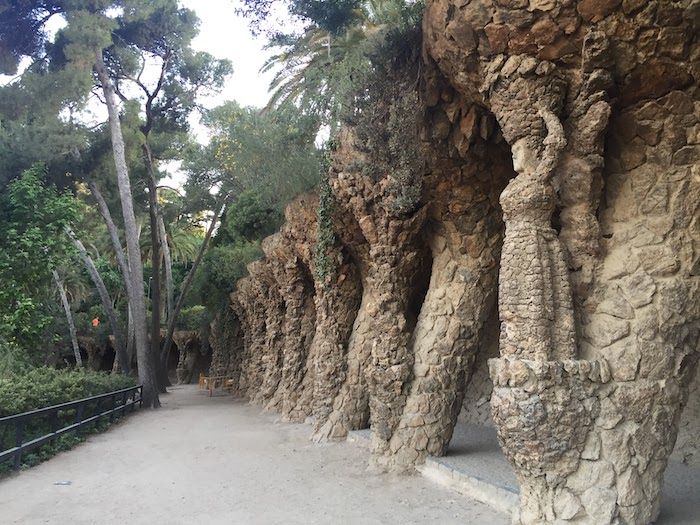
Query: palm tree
261,0,423,124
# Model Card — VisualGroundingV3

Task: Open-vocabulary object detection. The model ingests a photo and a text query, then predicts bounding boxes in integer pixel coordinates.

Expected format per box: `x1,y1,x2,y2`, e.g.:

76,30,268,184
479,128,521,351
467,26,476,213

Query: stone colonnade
209,2,698,523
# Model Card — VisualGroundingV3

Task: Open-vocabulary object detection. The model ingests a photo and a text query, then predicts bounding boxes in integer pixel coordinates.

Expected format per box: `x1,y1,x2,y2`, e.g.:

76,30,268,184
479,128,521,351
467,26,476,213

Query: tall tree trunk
161,197,228,367
52,270,82,368
158,214,174,324
67,229,130,375
95,51,159,408
142,142,168,392
126,304,136,366
87,179,132,299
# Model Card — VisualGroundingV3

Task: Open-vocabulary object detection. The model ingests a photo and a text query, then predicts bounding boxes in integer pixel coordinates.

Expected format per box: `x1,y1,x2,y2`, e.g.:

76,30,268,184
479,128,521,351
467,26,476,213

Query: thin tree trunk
52,270,82,368
161,197,228,367
142,142,168,392
95,51,159,408
158,214,174,324
127,304,136,365
67,228,130,375
87,179,132,300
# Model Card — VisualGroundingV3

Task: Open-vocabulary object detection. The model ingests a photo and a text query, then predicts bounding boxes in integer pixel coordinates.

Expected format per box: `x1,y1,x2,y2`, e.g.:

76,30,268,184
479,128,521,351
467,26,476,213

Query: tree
247,0,423,127
94,50,158,406
0,166,78,360
237,0,363,35
67,228,130,374
51,269,83,367
100,1,231,388
0,0,163,406
195,101,321,206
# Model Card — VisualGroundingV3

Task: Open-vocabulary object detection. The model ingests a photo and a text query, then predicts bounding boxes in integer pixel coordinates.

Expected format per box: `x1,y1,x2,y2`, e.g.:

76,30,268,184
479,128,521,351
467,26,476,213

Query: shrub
177,305,207,331
0,367,136,417
0,368,137,472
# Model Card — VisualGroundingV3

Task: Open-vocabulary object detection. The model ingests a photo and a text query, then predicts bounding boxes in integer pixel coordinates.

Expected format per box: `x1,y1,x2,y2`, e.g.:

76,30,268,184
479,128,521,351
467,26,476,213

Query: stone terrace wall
212,2,699,523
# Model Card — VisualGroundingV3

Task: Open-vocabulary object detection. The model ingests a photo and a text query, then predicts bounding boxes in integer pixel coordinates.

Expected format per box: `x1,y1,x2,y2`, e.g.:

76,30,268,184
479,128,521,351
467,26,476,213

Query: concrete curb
418,457,518,517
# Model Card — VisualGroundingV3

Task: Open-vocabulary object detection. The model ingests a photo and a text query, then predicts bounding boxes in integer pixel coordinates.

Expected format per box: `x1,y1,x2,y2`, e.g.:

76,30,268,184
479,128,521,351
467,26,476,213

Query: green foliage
0,367,136,416
0,165,79,353
340,14,424,216
222,190,282,244
260,0,425,128
0,0,65,74
0,337,33,377
192,102,321,209
177,305,207,331
0,367,137,472
193,242,263,311
313,149,337,284
238,0,363,35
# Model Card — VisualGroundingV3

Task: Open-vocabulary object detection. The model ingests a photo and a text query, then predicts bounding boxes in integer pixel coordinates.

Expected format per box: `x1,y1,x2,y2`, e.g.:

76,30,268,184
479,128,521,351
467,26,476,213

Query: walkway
0,385,506,525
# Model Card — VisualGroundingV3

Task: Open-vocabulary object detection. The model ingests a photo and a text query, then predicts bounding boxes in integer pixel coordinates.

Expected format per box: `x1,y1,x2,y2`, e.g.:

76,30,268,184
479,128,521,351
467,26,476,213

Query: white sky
181,0,276,111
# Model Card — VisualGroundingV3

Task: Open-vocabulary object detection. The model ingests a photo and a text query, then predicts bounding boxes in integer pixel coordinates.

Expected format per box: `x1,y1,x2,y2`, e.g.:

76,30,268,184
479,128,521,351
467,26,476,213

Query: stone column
252,277,286,406
364,220,428,461
310,247,363,433
265,257,315,416
380,93,512,470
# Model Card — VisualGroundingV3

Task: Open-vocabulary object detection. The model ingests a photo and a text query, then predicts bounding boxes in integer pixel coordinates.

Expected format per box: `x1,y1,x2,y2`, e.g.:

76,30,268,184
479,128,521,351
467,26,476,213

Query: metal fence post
49,410,58,445
13,420,24,470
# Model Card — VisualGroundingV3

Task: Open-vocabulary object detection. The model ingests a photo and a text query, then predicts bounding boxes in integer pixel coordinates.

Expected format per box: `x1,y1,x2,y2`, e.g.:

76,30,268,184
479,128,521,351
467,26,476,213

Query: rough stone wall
174,331,205,384
424,1,699,523
229,291,252,397
219,2,698,523
235,264,271,399
280,194,319,422
312,198,374,441
459,312,500,426
375,68,514,471
208,303,245,384
263,196,318,421
248,236,286,407
309,240,363,433
314,127,431,464
674,365,700,465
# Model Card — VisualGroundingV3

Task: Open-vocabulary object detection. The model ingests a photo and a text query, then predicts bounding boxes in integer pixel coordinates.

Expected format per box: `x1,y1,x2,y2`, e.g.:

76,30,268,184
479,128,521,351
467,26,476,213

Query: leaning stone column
310,240,362,433
265,256,315,416
236,266,270,400
230,288,253,396
381,92,512,471
250,238,286,407
364,213,428,460
313,126,426,445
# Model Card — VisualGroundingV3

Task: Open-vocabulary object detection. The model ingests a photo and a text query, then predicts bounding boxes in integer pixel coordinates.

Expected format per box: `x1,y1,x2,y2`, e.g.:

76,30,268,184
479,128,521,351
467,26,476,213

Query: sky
181,0,276,111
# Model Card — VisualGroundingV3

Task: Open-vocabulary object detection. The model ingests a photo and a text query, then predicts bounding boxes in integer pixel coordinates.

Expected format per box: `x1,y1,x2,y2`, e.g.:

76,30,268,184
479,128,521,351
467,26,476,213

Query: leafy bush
0,367,137,417
193,241,263,311
0,368,137,472
177,305,207,331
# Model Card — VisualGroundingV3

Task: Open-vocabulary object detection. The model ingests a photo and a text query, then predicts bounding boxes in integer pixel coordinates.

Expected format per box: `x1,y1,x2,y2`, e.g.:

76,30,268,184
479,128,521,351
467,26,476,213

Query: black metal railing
0,385,143,470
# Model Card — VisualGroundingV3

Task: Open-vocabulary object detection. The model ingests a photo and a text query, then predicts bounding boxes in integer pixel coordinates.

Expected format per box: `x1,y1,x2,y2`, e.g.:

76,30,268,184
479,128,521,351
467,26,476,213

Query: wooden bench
199,375,235,397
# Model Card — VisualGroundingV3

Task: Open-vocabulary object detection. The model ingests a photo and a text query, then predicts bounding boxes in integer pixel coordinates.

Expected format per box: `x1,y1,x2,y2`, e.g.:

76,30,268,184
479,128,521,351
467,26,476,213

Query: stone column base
489,357,685,524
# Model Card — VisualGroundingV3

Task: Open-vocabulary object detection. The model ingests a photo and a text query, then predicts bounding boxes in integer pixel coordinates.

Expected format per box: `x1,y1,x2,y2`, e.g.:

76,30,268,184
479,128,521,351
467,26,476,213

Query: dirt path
0,385,506,525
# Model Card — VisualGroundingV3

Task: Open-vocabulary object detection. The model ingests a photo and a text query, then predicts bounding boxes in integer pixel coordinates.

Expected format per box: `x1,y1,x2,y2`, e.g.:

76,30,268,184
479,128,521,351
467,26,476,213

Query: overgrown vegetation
0,368,137,472
313,148,338,285
0,166,79,358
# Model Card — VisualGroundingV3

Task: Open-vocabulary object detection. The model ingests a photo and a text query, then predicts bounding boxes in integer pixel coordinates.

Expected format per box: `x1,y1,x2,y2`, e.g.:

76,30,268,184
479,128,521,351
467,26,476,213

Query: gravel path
0,385,507,525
